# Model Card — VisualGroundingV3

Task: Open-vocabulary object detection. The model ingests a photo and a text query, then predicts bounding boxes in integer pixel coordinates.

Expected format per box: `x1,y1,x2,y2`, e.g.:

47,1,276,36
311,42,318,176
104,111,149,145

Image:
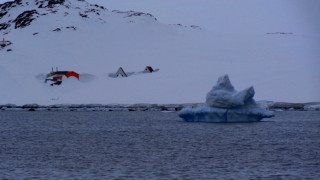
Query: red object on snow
45,68,79,86
65,71,80,80
47,71,80,80
146,66,154,72
143,66,154,73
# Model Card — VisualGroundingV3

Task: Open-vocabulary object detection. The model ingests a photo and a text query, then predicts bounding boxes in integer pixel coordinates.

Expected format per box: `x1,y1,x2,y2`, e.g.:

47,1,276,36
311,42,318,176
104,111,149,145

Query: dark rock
270,102,304,110
127,12,148,17
47,0,65,8
79,13,88,18
28,108,35,111
14,10,39,29
66,26,76,30
128,12,157,21
0,12,7,19
113,10,157,21
0,0,22,11
52,28,61,32
7,49,12,52
33,32,39,35
0,23,10,31
36,0,65,8
85,9,97,13
0,40,12,50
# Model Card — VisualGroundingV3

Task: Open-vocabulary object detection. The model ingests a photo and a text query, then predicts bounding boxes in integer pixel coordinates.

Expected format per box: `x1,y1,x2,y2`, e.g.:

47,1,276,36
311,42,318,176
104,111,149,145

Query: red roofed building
143,66,154,73
45,68,79,86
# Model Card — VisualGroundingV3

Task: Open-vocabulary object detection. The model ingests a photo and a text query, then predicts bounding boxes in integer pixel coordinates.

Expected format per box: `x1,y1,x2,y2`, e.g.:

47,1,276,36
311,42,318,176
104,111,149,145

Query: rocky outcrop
47,0,65,8
0,0,22,11
13,10,39,29
36,0,65,8
0,0,161,34
113,10,157,21
0,23,10,31
0,103,202,112
0,12,7,19
0,0,22,23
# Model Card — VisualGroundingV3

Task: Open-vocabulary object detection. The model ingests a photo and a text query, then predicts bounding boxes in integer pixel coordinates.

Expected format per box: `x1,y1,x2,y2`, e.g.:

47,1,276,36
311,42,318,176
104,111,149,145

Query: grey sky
86,0,320,34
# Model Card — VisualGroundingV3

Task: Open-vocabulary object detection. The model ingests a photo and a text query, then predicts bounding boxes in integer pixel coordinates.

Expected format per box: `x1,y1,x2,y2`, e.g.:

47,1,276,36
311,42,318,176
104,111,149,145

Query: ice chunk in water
180,75,274,123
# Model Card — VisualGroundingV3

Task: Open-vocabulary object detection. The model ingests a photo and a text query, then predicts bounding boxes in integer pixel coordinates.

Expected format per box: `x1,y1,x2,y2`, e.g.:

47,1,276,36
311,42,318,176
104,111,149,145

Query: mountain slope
0,0,319,105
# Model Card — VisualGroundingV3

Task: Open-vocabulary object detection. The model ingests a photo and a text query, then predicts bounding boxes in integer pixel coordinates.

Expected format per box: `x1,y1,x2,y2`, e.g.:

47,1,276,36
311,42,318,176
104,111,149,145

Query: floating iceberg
179,75,274,122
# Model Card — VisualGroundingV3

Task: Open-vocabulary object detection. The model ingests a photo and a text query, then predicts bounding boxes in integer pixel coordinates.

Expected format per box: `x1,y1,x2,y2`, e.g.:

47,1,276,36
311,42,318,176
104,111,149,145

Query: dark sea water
0,111,319,179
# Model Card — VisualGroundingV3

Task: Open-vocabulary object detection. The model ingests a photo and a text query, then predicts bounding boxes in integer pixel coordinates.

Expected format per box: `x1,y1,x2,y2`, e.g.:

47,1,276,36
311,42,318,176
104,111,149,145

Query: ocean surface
0,111,319,179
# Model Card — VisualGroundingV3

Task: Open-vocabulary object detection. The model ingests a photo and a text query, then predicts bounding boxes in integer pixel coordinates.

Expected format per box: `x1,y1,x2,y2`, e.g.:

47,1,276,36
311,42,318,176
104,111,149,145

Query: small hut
143,66,154,73
45,67,79,86
116,67,127,77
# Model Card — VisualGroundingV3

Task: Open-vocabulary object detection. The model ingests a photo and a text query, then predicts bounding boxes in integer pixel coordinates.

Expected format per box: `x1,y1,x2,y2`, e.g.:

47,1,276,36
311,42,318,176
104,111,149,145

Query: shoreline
1,101,319,112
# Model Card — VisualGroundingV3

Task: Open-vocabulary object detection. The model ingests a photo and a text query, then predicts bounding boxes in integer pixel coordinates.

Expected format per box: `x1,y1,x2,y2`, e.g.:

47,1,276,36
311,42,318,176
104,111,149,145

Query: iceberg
179,75,274,122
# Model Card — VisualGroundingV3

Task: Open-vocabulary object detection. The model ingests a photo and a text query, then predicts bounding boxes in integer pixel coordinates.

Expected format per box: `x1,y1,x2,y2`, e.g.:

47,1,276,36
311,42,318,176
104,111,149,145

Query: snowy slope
0,0,319,105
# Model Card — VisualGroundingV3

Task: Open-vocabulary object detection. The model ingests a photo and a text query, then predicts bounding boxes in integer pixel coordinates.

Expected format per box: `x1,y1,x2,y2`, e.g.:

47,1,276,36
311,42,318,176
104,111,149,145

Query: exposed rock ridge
0,0,158,35
13,9,39,29
112,10,157,21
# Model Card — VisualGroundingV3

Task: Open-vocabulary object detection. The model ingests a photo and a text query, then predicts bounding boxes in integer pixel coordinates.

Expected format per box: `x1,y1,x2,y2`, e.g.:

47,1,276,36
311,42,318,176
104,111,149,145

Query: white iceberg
179,106,274,123
205,75,255,108
179,75,274,122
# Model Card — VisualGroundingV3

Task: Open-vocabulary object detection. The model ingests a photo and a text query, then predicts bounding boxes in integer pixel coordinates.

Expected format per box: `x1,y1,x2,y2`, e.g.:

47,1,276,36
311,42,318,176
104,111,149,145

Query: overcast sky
1,0,319,34
85,0,320,35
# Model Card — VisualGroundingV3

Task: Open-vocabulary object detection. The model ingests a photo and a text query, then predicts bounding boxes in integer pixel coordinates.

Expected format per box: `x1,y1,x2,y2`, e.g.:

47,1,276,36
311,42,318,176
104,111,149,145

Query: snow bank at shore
1,101,319,112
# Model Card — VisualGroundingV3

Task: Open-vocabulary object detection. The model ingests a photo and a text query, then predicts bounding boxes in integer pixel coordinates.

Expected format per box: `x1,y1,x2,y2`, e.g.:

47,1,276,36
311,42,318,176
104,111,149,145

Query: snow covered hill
0,0,319,105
